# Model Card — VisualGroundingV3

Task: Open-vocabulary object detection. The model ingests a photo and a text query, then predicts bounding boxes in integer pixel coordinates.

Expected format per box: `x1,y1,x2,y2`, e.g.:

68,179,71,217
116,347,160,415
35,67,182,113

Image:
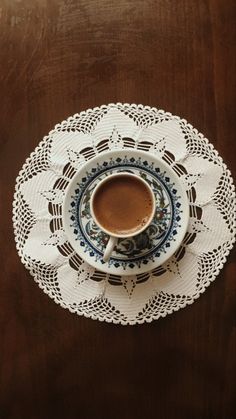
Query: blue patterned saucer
63,150,189,275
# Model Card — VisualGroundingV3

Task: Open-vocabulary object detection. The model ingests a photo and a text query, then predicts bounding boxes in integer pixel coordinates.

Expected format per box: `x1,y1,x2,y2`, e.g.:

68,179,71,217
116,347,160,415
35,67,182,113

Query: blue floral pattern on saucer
69,155,182,270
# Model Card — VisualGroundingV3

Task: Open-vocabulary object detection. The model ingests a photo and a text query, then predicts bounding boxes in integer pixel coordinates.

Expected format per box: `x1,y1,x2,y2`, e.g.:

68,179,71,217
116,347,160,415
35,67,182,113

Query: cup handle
103,236,118,262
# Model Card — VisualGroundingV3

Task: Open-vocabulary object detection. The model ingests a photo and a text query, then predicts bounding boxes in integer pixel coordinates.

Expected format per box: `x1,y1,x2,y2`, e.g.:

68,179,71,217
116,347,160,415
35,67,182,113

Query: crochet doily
13,103,236,325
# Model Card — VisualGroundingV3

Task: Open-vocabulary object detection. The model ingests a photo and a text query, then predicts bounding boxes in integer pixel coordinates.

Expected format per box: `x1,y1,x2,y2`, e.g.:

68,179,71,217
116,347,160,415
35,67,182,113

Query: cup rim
90,172,156,238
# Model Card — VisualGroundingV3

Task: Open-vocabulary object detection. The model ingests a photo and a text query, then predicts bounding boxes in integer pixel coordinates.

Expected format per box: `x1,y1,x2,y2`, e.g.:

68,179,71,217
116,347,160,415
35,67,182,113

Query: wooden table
0,1,235,418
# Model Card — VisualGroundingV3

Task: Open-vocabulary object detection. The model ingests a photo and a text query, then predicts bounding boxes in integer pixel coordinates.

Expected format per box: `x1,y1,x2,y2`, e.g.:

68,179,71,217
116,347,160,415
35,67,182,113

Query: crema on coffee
92,174,154,235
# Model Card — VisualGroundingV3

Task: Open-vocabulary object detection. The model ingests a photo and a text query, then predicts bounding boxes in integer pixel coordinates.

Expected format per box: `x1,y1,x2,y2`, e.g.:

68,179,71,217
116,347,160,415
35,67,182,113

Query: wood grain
0,1,235,418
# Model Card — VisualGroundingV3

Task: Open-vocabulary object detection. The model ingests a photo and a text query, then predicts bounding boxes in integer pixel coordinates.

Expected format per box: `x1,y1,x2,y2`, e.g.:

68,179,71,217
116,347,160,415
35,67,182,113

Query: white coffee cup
90,173,156,262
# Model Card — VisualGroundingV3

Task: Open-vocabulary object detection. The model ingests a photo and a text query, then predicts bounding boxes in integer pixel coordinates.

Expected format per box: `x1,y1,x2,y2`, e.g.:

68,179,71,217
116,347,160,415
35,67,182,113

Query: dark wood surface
0,1,235,418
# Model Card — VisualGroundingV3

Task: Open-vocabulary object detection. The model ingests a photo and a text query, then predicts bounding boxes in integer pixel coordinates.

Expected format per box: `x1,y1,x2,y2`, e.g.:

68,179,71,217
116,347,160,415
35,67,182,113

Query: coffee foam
93,175,154,235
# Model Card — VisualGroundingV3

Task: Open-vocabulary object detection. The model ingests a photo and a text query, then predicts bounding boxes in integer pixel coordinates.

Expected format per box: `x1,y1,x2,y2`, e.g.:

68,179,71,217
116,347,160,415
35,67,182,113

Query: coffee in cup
90,173,155,262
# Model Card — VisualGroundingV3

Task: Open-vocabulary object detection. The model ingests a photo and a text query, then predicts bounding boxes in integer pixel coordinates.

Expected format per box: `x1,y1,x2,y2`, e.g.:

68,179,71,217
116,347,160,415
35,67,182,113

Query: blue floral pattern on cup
69,156,182,269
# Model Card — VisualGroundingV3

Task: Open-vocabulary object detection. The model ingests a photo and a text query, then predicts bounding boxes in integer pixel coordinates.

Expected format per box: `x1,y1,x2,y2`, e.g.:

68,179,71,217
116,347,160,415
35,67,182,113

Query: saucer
63,150,189,275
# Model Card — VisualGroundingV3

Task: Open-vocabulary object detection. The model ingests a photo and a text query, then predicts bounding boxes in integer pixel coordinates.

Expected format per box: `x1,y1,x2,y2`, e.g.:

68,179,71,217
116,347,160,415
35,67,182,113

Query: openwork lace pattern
13,103,236,325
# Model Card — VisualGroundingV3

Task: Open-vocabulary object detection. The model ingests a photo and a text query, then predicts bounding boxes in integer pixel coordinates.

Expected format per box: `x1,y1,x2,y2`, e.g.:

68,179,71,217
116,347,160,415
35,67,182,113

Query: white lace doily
13,103,236,325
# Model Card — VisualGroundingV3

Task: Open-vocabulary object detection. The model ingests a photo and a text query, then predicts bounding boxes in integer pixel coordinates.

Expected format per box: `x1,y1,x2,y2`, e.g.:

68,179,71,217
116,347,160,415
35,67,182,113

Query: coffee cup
90,173,156,262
